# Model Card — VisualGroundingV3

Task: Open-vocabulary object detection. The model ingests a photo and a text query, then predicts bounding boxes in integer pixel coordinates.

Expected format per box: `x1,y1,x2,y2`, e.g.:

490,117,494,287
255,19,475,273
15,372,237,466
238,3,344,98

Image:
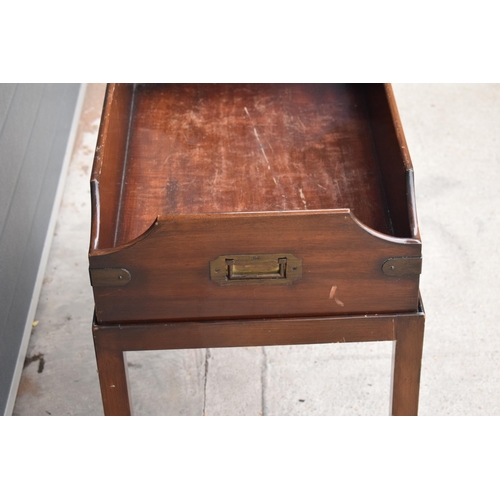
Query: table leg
391,314,425,416
93,339,132,416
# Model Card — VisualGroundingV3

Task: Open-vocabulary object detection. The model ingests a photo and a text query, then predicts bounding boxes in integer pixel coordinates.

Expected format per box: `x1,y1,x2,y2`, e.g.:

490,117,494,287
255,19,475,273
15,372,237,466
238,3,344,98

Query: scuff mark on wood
299,188,307,209
329,286,345,307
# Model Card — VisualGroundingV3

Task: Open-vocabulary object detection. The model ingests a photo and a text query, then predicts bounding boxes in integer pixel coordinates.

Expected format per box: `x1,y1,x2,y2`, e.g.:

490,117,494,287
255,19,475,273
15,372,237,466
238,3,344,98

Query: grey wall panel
0,85,64,299
0,85,46,235
0,83,81,414
0,84,17,134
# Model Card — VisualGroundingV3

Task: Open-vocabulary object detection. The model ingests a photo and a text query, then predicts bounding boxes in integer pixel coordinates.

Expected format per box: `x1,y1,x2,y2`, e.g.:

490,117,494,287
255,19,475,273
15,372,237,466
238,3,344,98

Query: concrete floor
12,83,500,416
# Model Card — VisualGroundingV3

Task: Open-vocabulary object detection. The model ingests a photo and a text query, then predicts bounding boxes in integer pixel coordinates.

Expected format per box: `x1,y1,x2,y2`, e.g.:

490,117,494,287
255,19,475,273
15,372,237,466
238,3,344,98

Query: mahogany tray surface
115,83,392,247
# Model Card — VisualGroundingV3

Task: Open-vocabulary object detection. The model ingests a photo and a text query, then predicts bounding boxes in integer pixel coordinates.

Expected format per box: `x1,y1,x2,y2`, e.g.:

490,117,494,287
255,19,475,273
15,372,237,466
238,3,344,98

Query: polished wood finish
91,84,134,250
90,83,422,324
93,312,397,352
364,84,417,239
391,310,426,416
91,210,420,323
93,341,132,416
89,83,424,415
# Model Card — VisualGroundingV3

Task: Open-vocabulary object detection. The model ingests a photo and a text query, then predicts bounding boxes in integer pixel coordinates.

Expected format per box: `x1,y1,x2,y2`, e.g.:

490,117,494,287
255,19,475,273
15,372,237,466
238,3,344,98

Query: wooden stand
93,303,425,416
89,84,425,416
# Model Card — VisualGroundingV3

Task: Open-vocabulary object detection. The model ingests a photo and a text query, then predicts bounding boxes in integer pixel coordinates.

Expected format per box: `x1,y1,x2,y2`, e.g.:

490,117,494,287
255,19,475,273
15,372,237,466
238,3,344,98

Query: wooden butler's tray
89,84,425,416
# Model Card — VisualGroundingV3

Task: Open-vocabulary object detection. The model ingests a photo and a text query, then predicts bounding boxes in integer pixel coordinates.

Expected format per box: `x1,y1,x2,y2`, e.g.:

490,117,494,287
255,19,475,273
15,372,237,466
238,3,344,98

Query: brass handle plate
209,254,302,286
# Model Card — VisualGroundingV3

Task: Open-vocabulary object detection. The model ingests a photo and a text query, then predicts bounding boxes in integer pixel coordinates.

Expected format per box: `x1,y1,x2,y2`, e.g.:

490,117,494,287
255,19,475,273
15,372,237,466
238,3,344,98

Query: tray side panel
90,211,421,323
90,84,134,250
364,84,414,239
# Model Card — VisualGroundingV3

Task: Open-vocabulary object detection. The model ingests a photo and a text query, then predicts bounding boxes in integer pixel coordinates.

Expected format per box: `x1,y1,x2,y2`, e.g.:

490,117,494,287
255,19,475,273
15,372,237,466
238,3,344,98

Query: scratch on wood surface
212,165,220,188
254,128,271,168
329,286,345,307
297,116,306,131
245,107,271,169
299,188,307,209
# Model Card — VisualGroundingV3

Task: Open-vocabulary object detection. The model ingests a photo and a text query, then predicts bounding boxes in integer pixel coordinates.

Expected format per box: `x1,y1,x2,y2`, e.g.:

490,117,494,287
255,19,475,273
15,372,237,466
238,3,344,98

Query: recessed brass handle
210,254,302,286
226,257,287,280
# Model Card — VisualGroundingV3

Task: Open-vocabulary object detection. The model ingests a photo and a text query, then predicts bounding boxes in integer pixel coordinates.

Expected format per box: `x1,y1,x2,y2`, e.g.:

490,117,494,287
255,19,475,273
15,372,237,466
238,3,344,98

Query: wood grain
93,342,132,416
93,310,397,352
90,84,134,250
90,83,397,247
364,84,414,239
92,306,424,416
391,311,425,416
90,210,420,323
89,83,425,416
